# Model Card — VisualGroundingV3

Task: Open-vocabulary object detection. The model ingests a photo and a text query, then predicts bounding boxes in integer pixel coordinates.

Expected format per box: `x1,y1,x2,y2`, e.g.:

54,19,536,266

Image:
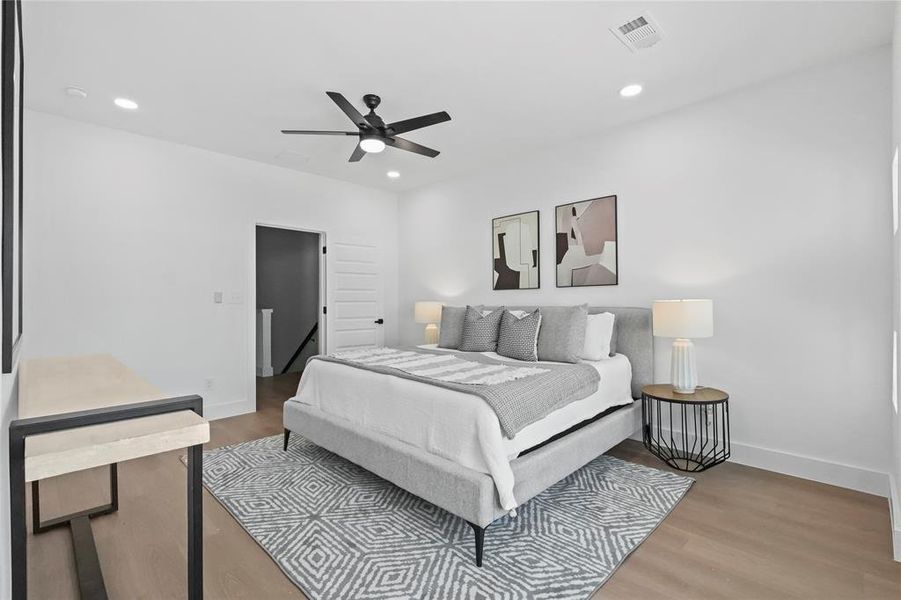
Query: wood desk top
19,354,169,419
19,354,209,482
641,384,729,404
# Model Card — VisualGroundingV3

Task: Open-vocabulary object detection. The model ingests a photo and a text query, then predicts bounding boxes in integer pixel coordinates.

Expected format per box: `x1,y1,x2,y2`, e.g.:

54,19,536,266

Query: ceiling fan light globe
360,138,386,153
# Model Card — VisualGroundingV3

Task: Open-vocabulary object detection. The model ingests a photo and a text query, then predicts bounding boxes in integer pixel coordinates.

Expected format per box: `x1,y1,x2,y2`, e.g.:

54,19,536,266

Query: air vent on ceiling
609,12,664,52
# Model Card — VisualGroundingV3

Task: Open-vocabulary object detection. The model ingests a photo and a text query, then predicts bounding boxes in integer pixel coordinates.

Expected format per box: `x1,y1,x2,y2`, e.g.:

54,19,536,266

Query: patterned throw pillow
459,306,504,352
497,309,542,361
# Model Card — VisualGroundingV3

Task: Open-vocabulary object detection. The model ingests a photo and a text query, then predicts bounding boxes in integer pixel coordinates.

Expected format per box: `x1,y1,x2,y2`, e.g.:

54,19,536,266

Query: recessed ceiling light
386,171,400,179
114,97,139,110
65,86,88,99
619,84,643,98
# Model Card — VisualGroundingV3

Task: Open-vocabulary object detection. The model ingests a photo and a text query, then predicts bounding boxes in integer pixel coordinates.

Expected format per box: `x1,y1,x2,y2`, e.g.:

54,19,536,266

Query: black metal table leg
70,515,109,600
28,462,121,599
187,443,203,600
8,394,205,600
9,431,26,600
32,463,119,534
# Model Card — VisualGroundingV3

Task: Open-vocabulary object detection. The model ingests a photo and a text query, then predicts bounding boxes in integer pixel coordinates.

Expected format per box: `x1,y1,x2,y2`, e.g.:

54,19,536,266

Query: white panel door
330,242,384,351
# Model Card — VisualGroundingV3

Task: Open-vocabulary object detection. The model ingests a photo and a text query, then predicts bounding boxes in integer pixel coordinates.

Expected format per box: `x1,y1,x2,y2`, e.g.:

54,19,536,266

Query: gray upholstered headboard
590,306,653,399
486,305,653,399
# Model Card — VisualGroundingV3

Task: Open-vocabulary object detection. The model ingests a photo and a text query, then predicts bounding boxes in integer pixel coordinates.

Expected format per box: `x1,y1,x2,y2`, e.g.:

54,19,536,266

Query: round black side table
641,384,730,472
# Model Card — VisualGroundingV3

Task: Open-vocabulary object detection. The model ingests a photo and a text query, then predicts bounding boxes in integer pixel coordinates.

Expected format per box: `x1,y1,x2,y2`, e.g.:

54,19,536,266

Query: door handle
374,318,384,325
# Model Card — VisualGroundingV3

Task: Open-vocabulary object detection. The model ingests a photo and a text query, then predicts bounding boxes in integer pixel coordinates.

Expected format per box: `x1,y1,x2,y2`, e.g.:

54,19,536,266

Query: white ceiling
23,1,894,192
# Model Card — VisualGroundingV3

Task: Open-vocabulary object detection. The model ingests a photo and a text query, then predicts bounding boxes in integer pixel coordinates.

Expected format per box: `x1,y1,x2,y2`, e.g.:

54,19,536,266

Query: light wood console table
8,355,209,599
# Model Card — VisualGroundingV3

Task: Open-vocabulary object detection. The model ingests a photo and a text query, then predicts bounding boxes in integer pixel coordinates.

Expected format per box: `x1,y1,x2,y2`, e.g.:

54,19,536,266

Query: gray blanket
309,347,600,439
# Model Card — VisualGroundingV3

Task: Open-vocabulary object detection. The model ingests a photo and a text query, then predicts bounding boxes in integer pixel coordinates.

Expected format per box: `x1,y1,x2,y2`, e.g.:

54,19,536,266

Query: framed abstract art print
556,195,617,287
492,210,539,290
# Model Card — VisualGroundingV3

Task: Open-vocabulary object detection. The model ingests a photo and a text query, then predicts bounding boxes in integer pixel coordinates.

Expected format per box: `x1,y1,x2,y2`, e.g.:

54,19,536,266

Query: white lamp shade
652,299,713,339
414,301,443,324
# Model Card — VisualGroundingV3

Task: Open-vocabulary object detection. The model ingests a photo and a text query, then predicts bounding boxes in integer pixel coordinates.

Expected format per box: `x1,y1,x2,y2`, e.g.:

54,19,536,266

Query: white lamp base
424,323,439,345
671,338,698,394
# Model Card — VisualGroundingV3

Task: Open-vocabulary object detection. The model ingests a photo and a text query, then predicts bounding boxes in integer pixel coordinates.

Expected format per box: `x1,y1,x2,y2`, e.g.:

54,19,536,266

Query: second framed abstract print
492,210,539,290
556,195,618,287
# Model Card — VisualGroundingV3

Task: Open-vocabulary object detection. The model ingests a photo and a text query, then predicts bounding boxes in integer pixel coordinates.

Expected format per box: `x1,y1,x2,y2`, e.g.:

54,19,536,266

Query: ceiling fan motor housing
363,94,381,110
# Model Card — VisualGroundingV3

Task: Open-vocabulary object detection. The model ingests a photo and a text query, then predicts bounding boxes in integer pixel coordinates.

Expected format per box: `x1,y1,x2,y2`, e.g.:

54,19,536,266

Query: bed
283,306,653,566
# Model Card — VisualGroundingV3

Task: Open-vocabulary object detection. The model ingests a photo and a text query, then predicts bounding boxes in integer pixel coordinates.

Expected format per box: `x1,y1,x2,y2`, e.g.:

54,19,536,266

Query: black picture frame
492,210,540,290
555,195,618,288
2,0,24,373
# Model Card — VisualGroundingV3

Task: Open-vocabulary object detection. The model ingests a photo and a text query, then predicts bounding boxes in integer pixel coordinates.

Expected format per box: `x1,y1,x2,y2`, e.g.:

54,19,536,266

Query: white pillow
581,312,615,361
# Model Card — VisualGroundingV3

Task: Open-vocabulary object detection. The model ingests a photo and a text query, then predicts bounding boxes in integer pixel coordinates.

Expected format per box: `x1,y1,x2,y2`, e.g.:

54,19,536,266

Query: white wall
398,48,893,495
890,3,901,561
23,110,399,419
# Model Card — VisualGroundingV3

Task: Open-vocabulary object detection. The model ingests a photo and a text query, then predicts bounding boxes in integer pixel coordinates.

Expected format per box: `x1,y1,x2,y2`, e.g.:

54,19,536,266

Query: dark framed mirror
2,0,24,372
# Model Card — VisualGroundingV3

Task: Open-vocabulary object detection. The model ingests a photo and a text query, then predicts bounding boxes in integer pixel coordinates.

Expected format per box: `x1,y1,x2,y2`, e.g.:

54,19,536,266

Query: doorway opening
255,225,324,411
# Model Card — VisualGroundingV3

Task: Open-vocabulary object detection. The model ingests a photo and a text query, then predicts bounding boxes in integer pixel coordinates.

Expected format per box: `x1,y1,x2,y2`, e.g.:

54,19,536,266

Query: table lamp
652,299,713,394
414,301,443,344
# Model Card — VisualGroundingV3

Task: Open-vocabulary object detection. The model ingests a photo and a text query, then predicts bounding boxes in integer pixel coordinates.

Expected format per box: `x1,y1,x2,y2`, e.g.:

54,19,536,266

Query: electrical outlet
204,378,215,391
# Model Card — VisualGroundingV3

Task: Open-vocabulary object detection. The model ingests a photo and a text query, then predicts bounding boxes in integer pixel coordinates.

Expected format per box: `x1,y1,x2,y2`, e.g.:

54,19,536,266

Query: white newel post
256,308,274,377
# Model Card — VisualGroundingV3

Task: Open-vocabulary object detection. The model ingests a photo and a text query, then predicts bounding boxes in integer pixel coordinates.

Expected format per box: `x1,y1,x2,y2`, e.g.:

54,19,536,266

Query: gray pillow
497,309,542,361
459,306,504,352
438,306,467,349
536,305,588,363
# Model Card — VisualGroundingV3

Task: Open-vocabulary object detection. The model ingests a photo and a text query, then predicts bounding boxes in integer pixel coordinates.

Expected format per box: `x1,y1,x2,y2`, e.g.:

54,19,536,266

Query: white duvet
288,346,633,510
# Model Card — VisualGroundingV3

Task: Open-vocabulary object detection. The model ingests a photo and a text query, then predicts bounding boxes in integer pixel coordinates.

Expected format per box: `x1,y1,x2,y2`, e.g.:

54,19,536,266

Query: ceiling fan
281,91,451,162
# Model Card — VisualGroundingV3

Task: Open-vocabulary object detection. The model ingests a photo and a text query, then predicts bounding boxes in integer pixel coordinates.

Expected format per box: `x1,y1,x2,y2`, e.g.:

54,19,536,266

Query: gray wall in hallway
256,227,320,374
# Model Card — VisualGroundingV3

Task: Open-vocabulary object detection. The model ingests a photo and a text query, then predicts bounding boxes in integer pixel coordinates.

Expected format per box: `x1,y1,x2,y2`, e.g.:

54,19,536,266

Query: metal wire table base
641,392,730,473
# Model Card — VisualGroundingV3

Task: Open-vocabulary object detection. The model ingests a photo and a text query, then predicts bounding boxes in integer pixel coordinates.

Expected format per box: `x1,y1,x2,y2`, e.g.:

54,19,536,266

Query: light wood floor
27,374,901,599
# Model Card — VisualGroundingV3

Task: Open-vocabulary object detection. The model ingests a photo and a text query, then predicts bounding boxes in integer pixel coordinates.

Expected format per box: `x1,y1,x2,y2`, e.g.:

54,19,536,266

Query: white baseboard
890,474,901,562
628,429,889,497
728,441,889,497
256,366,273,377
203,398,254,421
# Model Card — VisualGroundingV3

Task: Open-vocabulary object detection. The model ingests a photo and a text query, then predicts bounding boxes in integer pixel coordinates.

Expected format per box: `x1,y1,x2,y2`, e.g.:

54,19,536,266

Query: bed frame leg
467,521,486,567
283,428,290,451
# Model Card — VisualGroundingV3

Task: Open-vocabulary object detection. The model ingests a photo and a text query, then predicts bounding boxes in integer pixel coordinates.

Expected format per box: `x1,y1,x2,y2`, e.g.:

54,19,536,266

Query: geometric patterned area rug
199,434,693,600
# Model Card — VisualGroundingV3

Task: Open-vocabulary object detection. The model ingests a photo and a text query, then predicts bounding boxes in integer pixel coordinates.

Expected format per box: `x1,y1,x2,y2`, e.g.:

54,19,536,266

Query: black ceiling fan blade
348,144,366,162
326,91,371,129
281,130,359,135
386,136,440,158
387,111,451,135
